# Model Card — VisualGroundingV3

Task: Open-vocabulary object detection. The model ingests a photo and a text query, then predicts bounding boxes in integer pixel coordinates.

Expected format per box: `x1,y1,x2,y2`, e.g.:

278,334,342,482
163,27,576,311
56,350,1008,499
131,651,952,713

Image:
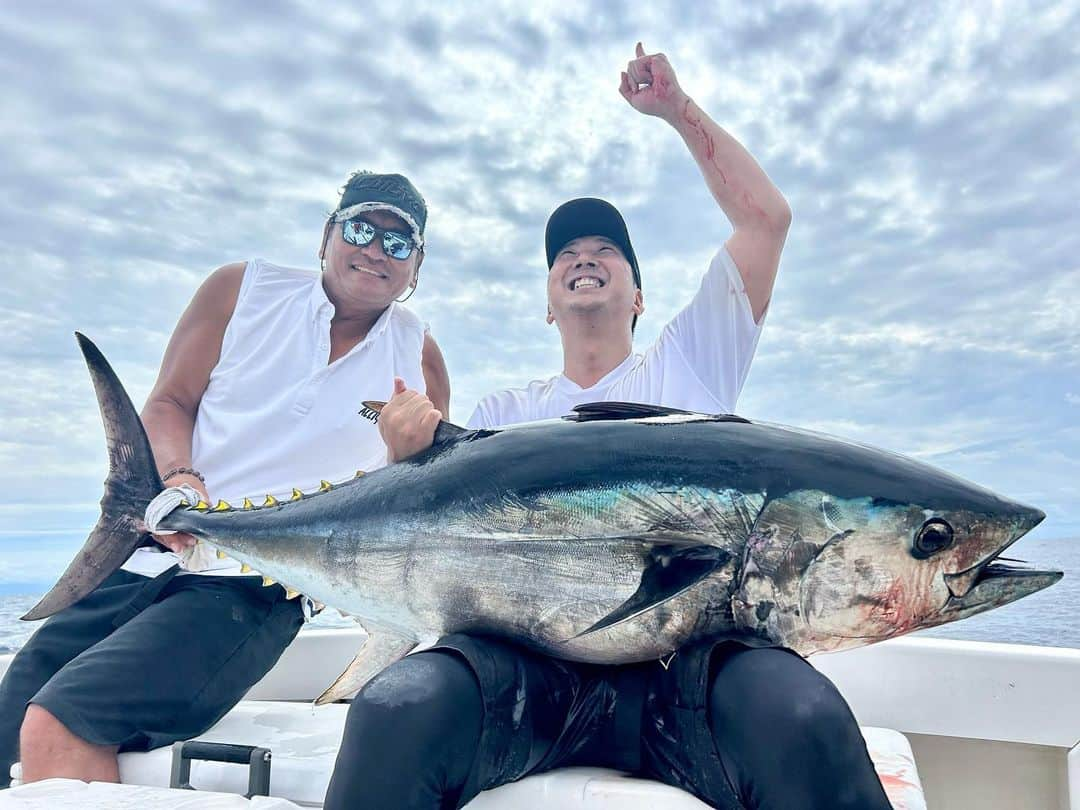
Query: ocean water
0,534,1076,655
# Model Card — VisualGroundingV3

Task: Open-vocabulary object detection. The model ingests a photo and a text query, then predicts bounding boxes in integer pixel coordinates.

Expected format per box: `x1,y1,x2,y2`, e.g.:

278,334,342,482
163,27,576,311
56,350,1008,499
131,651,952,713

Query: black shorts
431,633,779,809
0,567,303,781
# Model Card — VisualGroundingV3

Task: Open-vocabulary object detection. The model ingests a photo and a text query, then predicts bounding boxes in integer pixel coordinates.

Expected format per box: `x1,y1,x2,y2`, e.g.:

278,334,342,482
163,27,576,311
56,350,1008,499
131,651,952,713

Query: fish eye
913,518,954,559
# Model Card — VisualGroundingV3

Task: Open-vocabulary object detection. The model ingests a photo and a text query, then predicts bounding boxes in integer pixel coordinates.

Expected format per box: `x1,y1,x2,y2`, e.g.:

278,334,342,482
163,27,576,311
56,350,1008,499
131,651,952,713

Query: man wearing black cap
331,47,891,810
0,171,449,787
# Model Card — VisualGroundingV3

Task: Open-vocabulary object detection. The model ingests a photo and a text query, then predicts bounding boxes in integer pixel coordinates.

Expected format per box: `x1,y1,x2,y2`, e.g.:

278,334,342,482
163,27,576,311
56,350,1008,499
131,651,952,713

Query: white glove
143,485,224,572
144,484,204,535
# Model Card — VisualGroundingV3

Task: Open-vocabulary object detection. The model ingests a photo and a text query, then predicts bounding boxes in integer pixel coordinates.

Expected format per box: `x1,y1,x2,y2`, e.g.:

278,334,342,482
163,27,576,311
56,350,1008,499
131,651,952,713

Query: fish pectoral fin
570,544,729,640
314,630,418,706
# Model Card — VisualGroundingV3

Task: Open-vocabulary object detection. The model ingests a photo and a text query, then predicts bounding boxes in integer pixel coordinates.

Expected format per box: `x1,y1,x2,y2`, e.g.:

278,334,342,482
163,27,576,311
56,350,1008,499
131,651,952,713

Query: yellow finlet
242,497,255,510
355,470,366,478
320,480,333,492
291,488,304,501
285,589,300,600
262,576,276,587
263,495,279,507
178,499,190,508
212,500,231,512
193,500,210,511
240,563,252,574
216,549,227,560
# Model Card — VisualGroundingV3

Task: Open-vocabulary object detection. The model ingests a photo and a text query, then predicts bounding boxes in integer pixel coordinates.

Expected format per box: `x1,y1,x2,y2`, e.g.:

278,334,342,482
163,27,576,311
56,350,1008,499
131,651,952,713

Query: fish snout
943,502,1045,600
1015,505,1046,538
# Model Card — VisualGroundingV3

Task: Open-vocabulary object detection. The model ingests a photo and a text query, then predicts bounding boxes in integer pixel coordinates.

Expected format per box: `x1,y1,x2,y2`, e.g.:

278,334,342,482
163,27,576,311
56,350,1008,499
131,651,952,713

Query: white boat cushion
470,727,925,810
9,702,926,809
0,777,302,809
860,726,927,810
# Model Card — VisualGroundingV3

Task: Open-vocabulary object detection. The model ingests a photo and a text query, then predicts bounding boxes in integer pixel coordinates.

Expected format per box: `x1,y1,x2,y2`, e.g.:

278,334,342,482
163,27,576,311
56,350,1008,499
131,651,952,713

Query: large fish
26,335,1060,703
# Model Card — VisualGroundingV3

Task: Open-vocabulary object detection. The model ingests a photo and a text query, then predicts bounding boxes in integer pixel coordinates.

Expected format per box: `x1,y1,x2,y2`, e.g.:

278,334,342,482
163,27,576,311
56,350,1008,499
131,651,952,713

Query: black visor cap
545,198,641,290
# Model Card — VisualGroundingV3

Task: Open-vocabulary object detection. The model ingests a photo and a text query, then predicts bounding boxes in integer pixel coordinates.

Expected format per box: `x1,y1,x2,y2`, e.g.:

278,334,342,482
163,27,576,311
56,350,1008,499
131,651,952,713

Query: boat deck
3,631,1079,808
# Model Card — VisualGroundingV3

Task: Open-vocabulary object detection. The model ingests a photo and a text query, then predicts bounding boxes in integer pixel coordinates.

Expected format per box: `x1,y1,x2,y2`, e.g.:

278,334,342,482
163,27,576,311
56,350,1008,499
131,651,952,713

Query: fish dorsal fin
570,544,730,640
432,421,468,445
360,400,468,446
566,401,694,421
565,401,751,424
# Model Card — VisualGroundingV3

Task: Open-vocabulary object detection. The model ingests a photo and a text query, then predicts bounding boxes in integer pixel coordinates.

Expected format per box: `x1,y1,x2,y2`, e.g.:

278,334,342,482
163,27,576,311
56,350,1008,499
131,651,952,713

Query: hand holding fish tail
619,42,687,123
144,481,207,554
379,376,443,463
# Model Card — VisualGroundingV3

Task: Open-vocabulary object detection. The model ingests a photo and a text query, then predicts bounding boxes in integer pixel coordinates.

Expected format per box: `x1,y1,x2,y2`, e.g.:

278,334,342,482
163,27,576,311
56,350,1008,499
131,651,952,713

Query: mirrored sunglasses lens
383,233,413,259
343,220,376,246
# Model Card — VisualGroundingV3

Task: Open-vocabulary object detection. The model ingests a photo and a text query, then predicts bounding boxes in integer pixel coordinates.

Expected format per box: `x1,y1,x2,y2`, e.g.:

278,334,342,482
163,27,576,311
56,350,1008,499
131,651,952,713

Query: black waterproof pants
323,635,892,810
0,568,303,787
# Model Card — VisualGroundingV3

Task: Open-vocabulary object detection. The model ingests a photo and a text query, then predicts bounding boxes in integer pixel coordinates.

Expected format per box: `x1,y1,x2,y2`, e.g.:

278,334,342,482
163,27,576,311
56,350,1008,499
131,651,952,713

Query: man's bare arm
422,332,450,418
141,262,245,549
621,43,791,322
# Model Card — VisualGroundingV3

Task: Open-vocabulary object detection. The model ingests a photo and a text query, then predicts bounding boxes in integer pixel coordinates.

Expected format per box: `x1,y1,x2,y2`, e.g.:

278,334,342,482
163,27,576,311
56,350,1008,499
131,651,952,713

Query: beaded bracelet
162,466,206,484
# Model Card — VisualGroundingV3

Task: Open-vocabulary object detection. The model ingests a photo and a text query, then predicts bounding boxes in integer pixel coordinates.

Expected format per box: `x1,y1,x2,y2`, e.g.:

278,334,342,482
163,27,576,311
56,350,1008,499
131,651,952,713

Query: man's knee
346,650,483,750
707,649,889,809
19,703,120,784
20,704,64,750
767,671,859,746
20,704,90,762
710,648,860,746
327,651,484,808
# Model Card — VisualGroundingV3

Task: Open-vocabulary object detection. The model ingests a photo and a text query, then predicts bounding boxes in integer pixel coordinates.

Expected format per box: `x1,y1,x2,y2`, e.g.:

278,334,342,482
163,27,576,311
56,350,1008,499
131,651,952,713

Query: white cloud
0,0,1078,549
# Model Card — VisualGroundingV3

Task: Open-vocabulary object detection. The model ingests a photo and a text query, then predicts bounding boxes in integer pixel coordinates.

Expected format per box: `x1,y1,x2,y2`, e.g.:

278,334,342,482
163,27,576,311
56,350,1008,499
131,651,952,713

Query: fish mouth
941,506,1061,615
942,560,1061,616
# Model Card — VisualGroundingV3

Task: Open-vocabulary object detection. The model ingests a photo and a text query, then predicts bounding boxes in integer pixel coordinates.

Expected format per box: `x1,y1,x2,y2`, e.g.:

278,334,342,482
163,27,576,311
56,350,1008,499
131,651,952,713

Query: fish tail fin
22,333,164,621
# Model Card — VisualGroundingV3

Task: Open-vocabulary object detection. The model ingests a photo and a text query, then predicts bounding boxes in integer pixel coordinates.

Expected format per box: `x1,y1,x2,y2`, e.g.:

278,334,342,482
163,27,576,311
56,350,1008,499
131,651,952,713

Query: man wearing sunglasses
327,46,892,810
0,172,449,788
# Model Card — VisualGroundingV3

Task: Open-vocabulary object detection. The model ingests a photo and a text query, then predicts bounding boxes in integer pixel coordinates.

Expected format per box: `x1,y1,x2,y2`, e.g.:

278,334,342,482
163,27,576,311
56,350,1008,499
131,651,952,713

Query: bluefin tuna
26,335,1060,703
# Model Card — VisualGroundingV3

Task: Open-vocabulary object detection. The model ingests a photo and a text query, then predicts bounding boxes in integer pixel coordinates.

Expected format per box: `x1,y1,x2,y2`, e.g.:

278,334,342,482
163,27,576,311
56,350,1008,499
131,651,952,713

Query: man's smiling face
321,209,421,310
547,235,642,327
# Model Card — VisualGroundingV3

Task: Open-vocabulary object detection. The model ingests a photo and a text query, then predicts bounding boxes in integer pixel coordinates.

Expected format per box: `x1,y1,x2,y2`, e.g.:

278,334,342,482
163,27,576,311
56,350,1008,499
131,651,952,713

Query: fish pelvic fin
570,544,730,640
23,334,164,621
314,629,418,706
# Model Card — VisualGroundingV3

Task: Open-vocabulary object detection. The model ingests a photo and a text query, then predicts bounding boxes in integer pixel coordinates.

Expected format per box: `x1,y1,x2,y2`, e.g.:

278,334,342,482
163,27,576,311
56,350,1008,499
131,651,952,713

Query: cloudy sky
0,1,1077,585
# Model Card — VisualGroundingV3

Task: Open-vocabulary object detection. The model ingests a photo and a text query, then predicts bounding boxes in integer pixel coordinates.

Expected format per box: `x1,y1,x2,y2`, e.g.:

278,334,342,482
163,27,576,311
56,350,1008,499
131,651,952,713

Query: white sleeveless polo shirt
123,259,428,577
